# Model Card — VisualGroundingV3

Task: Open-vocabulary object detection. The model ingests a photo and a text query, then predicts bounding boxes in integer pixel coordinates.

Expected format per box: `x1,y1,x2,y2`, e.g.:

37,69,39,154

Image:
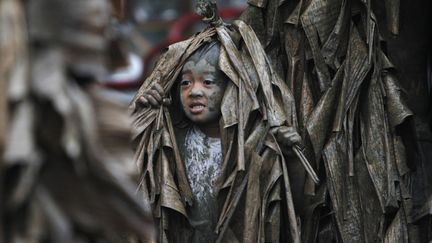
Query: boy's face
180,47,227,125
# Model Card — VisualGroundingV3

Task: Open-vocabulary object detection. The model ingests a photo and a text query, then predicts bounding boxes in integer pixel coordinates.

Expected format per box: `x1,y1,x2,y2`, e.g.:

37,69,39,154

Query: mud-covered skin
183,126,222,243
179,44,227,130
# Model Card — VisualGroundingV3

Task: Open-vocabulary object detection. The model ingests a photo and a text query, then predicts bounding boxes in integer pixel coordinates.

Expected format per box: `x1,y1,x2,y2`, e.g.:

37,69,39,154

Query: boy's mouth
189,102,205,114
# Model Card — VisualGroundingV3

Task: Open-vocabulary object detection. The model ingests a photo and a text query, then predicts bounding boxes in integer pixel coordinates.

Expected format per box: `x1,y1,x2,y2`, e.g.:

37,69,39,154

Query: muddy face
179,45,227,126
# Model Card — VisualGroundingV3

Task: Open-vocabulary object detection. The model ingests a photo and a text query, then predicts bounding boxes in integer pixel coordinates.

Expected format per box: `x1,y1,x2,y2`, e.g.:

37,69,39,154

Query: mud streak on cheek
208,90,222,112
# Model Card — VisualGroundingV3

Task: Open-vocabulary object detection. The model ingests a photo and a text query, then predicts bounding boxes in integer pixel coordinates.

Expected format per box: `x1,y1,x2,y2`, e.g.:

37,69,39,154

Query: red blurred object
103,7,244,90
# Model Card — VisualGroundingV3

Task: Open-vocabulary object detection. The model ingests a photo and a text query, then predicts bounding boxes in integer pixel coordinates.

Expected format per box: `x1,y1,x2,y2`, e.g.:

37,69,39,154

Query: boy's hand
272,126,302,148
138,83,165,107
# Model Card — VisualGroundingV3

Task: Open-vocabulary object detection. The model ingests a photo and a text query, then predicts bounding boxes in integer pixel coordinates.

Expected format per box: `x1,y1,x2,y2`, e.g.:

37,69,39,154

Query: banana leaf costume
131,20,306,243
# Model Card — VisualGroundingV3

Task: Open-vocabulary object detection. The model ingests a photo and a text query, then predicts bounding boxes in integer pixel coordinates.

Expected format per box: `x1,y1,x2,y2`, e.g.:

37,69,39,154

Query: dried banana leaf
241,0,415,241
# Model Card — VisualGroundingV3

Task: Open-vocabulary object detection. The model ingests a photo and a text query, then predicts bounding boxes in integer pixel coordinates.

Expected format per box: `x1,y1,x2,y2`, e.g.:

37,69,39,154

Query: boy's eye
180,80,191,86
203,80,214,85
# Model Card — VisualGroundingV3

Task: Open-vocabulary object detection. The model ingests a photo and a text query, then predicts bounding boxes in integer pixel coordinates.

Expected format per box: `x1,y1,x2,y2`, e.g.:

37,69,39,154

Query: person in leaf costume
131,1,313,242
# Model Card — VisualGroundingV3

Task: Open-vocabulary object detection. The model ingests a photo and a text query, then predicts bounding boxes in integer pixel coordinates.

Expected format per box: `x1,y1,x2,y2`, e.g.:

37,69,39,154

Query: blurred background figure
0,0,155,242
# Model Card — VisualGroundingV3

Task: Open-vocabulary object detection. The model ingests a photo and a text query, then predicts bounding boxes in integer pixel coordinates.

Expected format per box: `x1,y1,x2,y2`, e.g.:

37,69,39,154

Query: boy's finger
149,89,162,102
286,133,301,145
278,127,290,134
153,83,164,95
139,96,149,106
162,98,172,106
285,126,295,133
271,126,288,135
278,132,301,146
146,95,159,107
277,132,288,144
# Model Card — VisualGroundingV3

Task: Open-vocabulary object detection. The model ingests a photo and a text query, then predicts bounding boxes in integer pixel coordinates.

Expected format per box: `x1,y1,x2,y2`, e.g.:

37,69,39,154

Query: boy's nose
189,83,204,97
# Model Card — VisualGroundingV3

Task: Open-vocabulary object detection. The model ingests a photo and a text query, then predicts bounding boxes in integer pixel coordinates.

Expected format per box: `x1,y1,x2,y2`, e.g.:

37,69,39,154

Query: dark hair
186,40,220,68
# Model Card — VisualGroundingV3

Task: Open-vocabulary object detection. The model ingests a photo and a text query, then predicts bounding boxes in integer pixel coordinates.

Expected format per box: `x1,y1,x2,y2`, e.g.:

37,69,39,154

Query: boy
135,35,303,242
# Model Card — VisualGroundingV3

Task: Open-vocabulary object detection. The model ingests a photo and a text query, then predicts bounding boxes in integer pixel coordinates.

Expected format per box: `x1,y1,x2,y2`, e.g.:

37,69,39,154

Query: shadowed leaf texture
240,0,415,242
